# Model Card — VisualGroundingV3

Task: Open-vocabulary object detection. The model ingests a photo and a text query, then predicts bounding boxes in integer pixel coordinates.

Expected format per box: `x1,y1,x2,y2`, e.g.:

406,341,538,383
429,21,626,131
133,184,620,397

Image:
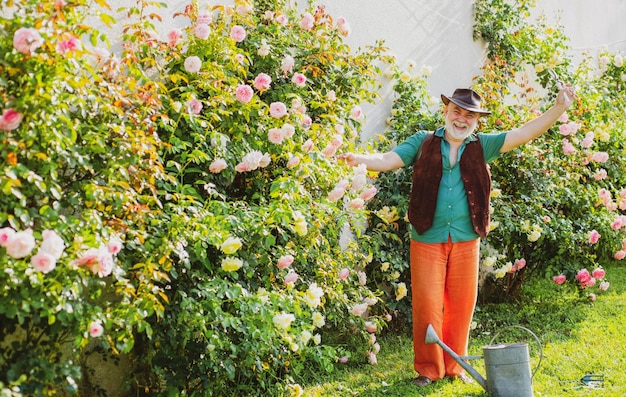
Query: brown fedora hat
441,88,491,115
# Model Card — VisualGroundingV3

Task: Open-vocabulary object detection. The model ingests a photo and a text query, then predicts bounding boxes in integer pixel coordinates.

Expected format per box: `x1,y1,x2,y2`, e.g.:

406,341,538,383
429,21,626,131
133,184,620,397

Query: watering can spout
424,324,488,391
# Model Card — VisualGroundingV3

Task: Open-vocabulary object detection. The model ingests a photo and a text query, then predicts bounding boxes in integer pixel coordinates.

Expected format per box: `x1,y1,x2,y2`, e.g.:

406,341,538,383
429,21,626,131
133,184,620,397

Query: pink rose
365,321,377,333
511,258,526,272
89,321,104,337
235,53,245,64
284,271,299,285
558,113,569,123
588,293,596,302
593,169,607,181
291,73,307,87
348,198,365,210
286,156,300,169
561,139,576,155
329,136,343,150
230,25,247,42
5,229,36,259
167,29,183,47
209,158,227,173
337,17,351,37
581,135,594,148
614,250,626,260
40,229,65,259
350,303,368,316
327,187,345,202
350,105,363,120
575,269,593,288
553,274,566,285
184,56,202,73
235,84,254,104
599,281,610,291
187,99,203,115
94,251,114,277
0,108,24,131
591,152,609,163
267,127,285,144
281,123,295,138
301,139,314,153
587,230,600,244
339,356,349,364
281,55,295,74
56,33,81,55
107,237,123,255
559,123,573,136
338,268,350,280
75,247,114,277
321,145,336,157
253,73,272,92
277,254,294,269
276,14,288,26
300,12,314,30
194,23,211,40
360,187,378,201
269,102,287,118
31,252,56,274
0,227,16,246
591,268,605,280
13,27,44,55
367,351,378,365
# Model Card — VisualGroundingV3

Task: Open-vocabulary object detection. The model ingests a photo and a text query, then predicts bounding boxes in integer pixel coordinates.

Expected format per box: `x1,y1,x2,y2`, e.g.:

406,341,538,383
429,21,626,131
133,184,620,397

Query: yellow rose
220,236,242,254
221,257,243,272
395,282,407,301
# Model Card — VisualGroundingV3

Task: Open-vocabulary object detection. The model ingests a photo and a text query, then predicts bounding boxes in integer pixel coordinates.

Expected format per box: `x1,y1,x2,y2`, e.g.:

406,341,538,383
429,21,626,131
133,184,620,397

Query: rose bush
0,0,173,394
114,0,393,394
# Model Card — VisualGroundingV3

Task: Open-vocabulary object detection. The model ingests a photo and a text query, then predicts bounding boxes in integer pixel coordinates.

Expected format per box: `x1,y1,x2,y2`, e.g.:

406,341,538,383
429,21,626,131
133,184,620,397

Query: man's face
443,103,480,141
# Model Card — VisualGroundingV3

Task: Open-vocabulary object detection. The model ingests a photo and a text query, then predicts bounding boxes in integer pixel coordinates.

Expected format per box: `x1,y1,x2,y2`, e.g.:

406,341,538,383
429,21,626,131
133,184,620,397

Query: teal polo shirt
393,127,507,243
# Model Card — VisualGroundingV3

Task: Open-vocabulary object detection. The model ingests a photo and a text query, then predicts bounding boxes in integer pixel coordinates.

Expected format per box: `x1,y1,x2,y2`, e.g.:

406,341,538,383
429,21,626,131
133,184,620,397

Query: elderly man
339,85,575,386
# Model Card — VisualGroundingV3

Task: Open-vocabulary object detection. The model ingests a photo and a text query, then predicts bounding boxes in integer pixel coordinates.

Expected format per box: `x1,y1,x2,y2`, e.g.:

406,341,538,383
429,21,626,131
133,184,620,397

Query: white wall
99,0,626,137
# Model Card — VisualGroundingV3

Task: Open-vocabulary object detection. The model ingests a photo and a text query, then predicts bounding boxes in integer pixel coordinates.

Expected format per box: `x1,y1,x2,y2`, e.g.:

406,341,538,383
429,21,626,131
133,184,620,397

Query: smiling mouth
453,122,468,132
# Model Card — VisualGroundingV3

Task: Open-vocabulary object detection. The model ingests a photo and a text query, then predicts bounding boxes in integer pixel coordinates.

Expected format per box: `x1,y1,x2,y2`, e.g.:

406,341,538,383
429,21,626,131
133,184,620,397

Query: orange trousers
410,237,480,380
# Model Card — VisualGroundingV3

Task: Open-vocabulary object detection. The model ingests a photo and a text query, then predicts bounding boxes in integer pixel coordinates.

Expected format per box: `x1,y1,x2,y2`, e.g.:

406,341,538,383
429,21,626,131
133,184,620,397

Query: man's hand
337,153,358,167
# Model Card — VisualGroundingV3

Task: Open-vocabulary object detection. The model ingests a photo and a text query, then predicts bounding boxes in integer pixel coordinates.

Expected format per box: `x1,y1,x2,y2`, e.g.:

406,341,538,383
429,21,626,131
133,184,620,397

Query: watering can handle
489,326,543,380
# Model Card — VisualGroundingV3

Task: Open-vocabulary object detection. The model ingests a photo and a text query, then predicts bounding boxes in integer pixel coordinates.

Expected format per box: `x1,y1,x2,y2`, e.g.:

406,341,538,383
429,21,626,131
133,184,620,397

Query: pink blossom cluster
349,293,380,364
0,228,65,274
0,228,121,278
595,187,626,216
234,150,271,172
553,267,609,292
327,164,377,211
73,237,123,278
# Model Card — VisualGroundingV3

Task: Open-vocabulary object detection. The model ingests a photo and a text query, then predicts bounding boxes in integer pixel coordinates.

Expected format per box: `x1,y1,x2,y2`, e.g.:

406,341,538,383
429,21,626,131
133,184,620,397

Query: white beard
444,118,476,141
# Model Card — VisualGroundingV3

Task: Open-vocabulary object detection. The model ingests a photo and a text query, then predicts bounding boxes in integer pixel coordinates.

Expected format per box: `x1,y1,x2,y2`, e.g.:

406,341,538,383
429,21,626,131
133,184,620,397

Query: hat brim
441,94,491,116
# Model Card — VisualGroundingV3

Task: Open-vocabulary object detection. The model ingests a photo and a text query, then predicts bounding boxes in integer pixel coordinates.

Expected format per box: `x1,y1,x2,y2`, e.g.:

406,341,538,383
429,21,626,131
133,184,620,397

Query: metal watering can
425,324,542,397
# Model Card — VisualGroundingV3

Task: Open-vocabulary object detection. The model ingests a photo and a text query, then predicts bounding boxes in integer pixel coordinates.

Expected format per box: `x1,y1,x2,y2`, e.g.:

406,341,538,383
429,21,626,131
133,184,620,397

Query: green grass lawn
302,262,626,396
